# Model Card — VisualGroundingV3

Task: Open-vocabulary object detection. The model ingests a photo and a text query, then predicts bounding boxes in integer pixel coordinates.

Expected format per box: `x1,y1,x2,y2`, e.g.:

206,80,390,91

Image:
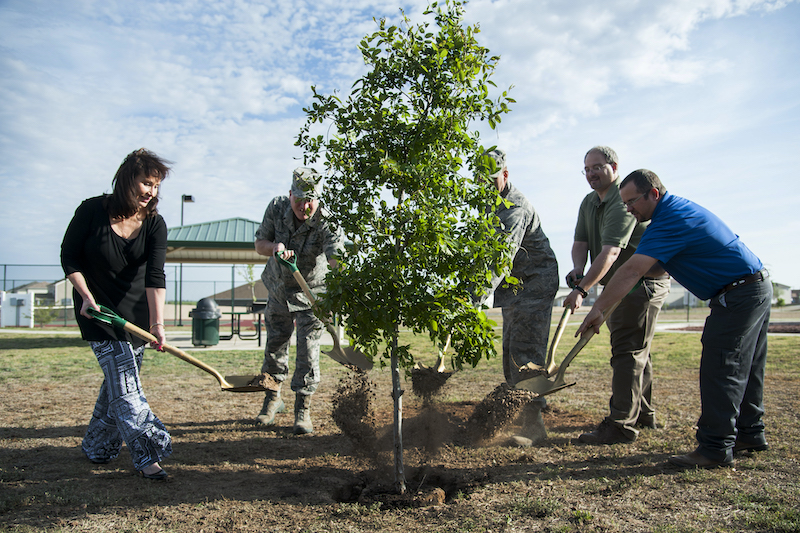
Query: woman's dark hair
106,148,172,219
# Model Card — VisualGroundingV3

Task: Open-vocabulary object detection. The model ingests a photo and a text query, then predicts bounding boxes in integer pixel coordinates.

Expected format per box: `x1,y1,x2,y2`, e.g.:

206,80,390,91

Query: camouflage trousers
82,341,172,470
261,298,323,395
502,297,554,390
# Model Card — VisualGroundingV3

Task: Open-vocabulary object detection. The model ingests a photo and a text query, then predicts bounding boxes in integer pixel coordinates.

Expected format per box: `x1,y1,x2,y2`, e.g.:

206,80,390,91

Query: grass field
1,307,799,532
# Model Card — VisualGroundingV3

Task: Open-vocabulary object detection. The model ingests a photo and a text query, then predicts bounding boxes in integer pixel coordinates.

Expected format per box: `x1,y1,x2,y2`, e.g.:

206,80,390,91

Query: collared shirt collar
589,176,622,207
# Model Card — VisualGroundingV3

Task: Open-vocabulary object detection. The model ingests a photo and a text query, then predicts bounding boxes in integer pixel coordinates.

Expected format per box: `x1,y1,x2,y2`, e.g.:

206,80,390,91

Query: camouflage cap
483,148,507,177
290,167,323,200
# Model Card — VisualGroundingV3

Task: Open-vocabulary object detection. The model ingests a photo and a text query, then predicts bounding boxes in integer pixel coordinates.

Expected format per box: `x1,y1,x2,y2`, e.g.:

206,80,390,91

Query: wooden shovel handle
545,307,572,374
121,321,232,388
289,270,341,340
551,299,621,386
435,334,451,373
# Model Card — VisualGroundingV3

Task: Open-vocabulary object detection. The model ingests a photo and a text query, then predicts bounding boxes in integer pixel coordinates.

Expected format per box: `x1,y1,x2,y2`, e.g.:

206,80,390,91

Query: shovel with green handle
275,251,373,371
87,305,267,392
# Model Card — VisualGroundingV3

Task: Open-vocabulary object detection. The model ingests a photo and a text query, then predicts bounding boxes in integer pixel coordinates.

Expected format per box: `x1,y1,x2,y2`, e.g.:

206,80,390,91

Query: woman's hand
67,273,100,319
146,287,167,351
149,324,166,351
79,297,101,319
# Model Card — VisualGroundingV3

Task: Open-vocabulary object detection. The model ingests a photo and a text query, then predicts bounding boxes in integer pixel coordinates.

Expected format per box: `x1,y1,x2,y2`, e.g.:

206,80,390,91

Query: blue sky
2,0,799,290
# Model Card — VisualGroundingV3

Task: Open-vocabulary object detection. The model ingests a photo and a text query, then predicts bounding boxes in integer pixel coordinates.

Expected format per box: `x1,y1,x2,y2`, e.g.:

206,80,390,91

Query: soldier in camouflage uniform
483,149,559,446
253,167,344,434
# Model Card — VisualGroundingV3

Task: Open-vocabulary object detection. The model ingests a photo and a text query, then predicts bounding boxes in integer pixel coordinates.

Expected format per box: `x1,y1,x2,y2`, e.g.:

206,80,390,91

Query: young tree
34,304,59,328
297,0,514,493
237,264,258,302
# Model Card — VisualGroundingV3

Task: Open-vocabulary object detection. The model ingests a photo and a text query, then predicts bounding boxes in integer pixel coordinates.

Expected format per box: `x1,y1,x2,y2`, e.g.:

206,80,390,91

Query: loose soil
2,328,799,532
409,365,454,403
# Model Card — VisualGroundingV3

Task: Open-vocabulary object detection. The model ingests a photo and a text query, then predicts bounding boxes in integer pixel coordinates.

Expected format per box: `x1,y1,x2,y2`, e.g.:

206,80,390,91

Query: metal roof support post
178,194,194,327
173,265,178,327
178,264,184,327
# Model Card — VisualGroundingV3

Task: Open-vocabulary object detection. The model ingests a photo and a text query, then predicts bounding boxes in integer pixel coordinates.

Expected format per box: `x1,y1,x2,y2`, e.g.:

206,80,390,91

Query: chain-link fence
1,263,264,327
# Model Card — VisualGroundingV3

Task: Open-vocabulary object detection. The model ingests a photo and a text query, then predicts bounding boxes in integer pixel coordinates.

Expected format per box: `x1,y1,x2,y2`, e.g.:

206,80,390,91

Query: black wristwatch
573,285,588,298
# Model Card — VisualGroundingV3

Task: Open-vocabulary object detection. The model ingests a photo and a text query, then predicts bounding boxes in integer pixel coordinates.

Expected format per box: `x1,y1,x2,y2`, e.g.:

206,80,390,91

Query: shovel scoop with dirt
411,334,454,401
515,300,622,396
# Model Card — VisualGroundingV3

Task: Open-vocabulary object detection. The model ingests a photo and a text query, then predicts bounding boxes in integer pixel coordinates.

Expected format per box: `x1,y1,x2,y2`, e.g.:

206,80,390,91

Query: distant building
772,282,792,305
8,281,51,301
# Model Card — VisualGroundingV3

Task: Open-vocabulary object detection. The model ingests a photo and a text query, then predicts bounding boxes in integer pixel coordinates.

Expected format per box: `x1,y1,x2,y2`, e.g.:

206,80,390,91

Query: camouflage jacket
256,196,344,312
489,183,559,307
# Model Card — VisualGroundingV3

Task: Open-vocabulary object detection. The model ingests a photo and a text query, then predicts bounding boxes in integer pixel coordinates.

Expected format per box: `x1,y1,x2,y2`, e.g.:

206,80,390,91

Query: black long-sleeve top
61,195,167,348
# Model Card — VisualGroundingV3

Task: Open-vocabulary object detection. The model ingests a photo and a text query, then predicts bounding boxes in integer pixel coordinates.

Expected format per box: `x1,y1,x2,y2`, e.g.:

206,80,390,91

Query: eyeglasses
622,192,648,209
582,164,608,176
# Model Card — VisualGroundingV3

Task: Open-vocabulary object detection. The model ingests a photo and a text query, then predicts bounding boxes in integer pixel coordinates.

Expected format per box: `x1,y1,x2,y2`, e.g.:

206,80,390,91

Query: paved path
3,310,796,353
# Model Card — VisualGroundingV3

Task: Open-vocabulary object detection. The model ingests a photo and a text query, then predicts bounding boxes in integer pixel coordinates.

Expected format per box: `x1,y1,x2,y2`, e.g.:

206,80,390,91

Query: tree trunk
390,328,406,494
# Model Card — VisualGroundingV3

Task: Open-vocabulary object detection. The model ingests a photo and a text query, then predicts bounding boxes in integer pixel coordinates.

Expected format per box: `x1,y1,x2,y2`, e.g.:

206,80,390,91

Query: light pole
178,194,194,326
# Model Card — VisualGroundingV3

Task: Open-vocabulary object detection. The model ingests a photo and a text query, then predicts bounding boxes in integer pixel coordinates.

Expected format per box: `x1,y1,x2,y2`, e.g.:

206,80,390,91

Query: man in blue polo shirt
576,169,771,469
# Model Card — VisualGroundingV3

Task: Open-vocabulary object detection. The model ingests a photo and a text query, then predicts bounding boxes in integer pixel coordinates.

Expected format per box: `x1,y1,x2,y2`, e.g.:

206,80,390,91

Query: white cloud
467,0,794,121
1,0,799,288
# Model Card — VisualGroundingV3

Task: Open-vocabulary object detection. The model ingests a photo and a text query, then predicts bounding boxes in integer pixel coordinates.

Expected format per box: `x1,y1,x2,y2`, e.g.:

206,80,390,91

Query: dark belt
719,269,768,295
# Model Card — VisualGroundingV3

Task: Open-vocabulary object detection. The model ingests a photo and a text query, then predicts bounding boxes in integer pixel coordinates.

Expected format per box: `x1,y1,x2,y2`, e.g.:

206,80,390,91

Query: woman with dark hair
61,148,173,480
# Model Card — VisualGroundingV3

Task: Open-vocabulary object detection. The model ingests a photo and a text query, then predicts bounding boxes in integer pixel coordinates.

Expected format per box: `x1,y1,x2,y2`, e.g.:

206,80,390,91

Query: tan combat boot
256,389,285,426
293,393,313,435
510,404,547,447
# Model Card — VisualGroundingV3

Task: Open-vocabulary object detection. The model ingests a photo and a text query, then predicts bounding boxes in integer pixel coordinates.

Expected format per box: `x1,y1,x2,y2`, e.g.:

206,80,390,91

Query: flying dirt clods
464,383,540,444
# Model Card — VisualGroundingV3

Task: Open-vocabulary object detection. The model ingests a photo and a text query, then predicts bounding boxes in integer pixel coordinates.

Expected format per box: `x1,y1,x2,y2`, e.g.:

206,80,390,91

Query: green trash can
190,298,222,346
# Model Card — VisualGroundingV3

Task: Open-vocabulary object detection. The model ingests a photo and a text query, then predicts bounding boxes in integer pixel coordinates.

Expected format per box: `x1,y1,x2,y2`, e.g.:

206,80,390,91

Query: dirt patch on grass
2,334,799,532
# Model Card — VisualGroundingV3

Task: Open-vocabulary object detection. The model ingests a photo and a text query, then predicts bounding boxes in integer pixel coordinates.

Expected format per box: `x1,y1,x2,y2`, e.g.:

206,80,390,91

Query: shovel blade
325,346,373,371
222,375,270,393
536,381,577,397
515,375,572,395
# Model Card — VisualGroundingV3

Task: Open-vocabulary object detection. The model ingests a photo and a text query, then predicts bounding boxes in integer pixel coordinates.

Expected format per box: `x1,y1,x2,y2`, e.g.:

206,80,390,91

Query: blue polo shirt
634,192,763,300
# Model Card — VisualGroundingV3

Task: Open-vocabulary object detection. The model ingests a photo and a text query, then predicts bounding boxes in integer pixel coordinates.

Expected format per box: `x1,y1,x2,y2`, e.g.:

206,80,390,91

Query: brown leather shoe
668,449,733,469
733,440,769,453
578,419,634,444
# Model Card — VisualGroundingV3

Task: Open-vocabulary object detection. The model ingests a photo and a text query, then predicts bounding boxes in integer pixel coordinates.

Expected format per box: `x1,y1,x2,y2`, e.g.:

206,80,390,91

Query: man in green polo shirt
564,146,670,444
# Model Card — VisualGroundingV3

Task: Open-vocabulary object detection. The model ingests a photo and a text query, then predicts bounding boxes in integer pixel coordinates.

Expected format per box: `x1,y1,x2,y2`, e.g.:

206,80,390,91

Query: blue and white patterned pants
81,340,172,471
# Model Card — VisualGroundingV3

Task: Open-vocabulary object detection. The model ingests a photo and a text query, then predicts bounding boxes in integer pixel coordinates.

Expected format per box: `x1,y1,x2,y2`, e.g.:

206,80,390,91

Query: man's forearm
570,241,589,275
592,254,657,312
255,239,279,257
579,245,621,290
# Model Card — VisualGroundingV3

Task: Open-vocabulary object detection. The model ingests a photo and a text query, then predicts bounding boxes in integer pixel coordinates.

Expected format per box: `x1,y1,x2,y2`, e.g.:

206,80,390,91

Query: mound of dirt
389,404,465,457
